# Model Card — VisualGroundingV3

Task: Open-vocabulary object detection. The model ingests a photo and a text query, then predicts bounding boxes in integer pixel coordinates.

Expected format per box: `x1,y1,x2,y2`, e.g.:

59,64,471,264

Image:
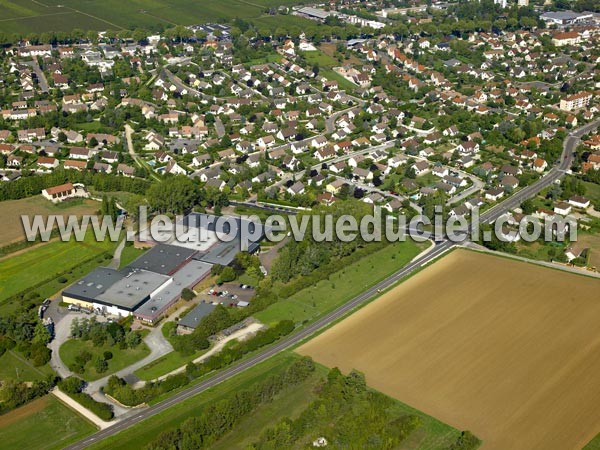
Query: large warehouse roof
128,243,197,275
135,260,212,319
62,267,124,302
95,269,170,311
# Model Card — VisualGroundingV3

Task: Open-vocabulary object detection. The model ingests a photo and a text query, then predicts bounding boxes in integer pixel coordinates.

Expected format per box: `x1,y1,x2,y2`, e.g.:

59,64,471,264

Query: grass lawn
0,231,116,308
320,69,357,92
59,339,150,382
583,180,600,205
0,350,54,383
301,49,339,68
118,245,148,269
584,433,600,450
255,240,424,325
75,121,105,133
0,395,96,450
134,345,207,381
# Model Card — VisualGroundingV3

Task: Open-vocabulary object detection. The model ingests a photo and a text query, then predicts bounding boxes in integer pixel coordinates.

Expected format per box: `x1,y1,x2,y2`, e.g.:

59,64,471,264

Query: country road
63,118,600,450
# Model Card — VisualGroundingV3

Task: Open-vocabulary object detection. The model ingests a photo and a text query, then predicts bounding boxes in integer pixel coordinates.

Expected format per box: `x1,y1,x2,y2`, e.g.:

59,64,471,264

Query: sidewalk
154,322,264,382
52,388,115,430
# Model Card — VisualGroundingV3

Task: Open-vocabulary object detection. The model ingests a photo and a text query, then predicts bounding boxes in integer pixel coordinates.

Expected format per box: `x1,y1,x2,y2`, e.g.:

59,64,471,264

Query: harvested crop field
0,196,99,247
298,249,600,450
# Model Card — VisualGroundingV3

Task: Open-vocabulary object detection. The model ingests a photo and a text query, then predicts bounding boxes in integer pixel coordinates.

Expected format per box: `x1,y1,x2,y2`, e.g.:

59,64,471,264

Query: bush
70,392,114,421
57,276,68,284
103,351,113,360
58,376,84,394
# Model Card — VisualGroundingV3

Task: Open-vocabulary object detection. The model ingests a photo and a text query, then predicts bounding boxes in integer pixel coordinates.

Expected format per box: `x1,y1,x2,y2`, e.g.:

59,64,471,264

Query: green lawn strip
0,350,54,382
86,352,304,450
255,240,423,325
118,245,148,269
0,395,97,450
583,433,600,450
59,339,150,382
133,346,208,381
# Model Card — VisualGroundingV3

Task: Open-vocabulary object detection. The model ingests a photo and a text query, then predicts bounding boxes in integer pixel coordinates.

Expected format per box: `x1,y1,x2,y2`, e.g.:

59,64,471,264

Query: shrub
58,376,84,394
70,393,114,421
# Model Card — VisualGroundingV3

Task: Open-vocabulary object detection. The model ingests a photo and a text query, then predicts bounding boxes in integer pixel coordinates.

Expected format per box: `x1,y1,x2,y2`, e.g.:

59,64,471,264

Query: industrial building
62,213,265,323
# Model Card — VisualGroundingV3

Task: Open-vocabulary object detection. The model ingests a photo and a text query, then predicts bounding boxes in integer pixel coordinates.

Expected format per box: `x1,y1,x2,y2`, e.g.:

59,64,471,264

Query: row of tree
144,356,315,450
0,169,150,202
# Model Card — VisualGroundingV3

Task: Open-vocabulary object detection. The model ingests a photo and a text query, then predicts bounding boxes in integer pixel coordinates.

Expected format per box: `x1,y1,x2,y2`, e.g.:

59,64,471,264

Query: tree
125,331,142,348
147,176,200,214
95,357,108,374
218,266,236,283
181,288,195,301
58,376,84,394
32,322,51,345
520,199,535,215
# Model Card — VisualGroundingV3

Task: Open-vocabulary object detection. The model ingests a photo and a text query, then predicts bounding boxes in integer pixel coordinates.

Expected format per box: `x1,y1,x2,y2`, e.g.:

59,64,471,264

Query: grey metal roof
62,267,124,302
134,260,212,320
178,302,216,330
128,243,197,275
96,269,170,310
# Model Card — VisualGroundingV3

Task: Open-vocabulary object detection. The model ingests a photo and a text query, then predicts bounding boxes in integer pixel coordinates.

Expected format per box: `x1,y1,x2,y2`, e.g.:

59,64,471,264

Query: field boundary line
0,11,71,22
462,242,600,279
63,6,124,30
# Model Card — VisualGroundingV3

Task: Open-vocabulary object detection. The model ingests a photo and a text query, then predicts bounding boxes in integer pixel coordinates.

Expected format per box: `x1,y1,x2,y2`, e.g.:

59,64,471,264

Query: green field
59,338,150,381
0,395,96,450
0,350,54,383
0,0,307,33
255,240,424,325
301,49,339,68
0,233,116,307
583,180,600,206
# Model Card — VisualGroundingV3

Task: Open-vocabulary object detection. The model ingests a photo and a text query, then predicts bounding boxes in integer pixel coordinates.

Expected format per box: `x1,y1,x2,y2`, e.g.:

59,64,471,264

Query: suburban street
63,118,599,449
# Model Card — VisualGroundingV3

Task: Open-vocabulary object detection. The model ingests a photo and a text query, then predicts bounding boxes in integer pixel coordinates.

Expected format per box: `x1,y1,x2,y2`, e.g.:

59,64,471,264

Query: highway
64,119,599,449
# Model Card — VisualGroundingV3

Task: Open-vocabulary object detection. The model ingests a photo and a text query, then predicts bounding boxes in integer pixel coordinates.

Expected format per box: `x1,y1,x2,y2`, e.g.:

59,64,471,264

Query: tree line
0,169,150,202
144,356,315,450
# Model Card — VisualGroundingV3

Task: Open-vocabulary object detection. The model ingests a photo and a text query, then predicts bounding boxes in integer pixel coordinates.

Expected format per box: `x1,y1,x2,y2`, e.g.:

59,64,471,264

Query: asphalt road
481,118,600,224
64,118,600,450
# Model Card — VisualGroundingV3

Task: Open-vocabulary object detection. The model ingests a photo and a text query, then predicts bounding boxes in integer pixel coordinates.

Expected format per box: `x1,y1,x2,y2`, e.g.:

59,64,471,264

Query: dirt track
298,250,600,450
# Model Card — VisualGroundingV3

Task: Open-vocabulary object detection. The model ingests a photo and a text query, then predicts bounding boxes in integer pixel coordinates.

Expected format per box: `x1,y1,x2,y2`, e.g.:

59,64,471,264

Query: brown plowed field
298,250,600,450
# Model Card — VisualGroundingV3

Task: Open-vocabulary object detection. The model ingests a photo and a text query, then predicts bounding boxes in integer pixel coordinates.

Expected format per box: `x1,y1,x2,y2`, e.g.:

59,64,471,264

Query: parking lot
202,282,255,307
